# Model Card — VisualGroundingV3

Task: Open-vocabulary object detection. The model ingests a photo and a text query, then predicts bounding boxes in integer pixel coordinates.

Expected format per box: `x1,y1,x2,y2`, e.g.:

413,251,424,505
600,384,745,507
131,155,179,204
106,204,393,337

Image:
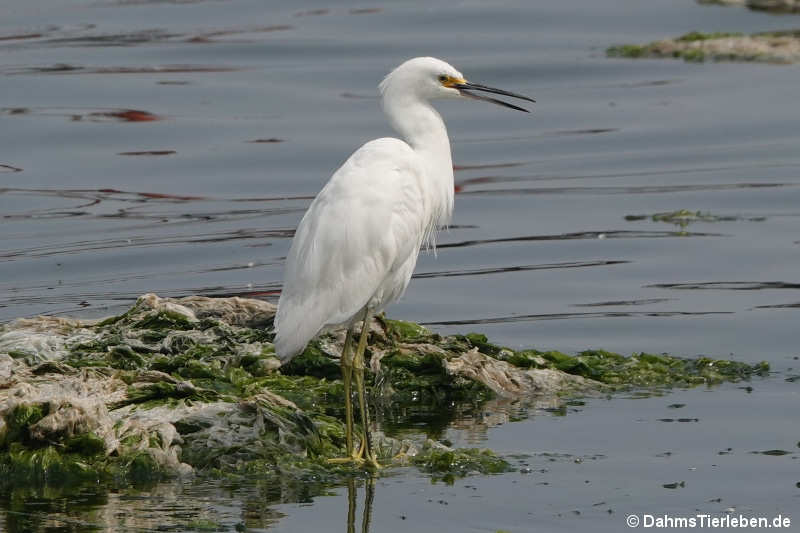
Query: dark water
2,0,799,531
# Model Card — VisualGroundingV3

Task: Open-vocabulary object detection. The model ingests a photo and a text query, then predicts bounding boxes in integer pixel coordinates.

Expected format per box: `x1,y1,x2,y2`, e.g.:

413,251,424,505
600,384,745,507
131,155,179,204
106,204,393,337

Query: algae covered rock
0,293,769,488
608,30,800,64
444,349,592,398
413,440,514,484
698,0,800,13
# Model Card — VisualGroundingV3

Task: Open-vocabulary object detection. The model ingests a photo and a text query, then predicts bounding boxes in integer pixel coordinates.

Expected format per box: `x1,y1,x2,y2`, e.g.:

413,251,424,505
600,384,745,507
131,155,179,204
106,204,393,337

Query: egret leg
362,476,375,533
341,328,355,457
346,477,356,533
328,328,359,464
353,309,380,469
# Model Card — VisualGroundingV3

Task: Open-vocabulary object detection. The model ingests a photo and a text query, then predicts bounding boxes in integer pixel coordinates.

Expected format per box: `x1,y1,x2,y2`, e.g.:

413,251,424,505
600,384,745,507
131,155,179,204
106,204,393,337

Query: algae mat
0,294,767,488
608,30,800,64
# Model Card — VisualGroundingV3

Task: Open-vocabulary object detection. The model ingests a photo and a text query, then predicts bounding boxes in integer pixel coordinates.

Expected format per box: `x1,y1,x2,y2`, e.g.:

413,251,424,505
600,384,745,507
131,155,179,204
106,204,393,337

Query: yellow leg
328,328,361,464
362,476,375,533
347,479,357,533
353,309,380,469
341,328,355,457
345,476,375,533
346,478,356,533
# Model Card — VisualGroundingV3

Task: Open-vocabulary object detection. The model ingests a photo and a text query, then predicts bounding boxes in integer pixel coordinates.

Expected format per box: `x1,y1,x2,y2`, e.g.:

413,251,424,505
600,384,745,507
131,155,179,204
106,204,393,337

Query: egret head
380,56,534,112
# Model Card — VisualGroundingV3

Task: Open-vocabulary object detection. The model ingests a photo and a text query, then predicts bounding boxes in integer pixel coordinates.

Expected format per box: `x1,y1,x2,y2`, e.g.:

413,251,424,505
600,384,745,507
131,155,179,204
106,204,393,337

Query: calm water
2,0,799,531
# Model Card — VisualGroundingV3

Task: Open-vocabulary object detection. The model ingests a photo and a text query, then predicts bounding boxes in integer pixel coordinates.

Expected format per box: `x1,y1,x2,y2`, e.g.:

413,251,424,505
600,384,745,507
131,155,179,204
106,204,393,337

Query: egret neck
380,90,454,244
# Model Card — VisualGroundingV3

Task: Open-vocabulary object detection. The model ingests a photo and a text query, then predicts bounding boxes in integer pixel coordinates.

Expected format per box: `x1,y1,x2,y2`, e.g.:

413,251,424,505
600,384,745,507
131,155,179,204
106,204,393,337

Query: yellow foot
327,456,365,465
326,455,381,470
328,442,381,470
327,440,368,465
390,451,410,464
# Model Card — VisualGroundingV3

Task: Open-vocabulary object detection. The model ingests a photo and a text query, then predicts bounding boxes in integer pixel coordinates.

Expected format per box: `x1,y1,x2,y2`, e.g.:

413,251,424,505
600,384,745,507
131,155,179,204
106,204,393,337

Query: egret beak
454,81,535,112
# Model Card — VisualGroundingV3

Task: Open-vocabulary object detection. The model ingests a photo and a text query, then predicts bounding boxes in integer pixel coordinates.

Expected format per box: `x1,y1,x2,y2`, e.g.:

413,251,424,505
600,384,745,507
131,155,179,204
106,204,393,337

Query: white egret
274,57,533,467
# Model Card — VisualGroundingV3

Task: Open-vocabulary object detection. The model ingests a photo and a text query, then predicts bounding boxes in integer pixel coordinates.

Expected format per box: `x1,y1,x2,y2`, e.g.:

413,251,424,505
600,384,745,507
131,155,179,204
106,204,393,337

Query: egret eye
438,74,449,83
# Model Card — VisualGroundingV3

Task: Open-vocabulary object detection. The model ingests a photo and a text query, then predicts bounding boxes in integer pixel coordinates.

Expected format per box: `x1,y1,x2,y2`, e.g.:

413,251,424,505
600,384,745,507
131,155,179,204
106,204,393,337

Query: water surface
2,0,799,531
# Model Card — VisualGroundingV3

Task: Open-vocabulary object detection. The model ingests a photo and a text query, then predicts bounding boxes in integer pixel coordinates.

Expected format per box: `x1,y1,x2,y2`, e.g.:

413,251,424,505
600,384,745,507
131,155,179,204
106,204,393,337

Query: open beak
453,81,535,112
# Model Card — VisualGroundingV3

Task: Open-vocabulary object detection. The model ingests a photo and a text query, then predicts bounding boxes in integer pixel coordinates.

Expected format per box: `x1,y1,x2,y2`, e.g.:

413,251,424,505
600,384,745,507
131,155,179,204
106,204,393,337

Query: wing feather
274,138,426,360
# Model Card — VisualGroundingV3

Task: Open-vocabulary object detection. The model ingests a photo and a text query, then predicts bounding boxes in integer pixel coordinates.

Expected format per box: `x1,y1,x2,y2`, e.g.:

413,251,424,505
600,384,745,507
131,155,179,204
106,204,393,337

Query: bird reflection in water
345,477,375,533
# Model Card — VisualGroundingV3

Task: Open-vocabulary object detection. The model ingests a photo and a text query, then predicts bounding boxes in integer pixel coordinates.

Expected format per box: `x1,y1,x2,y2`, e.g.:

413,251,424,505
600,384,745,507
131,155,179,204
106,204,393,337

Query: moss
247,375,345,415
626,209,766,228
0,294,772,495
0,444,97,484
308,413,346,456
243,356,280,377
132,310,195,331
489,344,769,389
225,366,254,389
64,433,106,457
123,451,165,483
179,359,225,380
460,333,505,357
112,381,221,410
608,43,709,63
383,318,432,341
150,353,188,373
607,44,648,58
107,345,148,370
504,350,548,369
413,447,513,484
548,350,769,388
677,31,742,42
382,350,442,375
607,30,800,64
1,403,49,448
281,341,341,380
381,349,493,406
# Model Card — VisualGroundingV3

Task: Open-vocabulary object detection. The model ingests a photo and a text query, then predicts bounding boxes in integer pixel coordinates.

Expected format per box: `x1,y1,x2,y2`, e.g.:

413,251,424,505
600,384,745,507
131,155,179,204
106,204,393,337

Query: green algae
380,347,494,408
244,375,345,415
281,341,341,380
677,31,743,42
608,30,800,64
64,432,106,456
383,318,434,342
625,209,766,230
0,404,48,447
114,381,221,409
0,443,167,488
456,333,768,389
132,309,196,331
0,293,771,494
0,445,97,484
413,447,514,484
607,44,649,58
607,40,709,62
698,0,800,14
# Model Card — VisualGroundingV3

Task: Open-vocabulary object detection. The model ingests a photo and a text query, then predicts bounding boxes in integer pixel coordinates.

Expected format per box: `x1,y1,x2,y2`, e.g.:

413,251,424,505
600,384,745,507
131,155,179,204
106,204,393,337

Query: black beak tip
455,82,535,112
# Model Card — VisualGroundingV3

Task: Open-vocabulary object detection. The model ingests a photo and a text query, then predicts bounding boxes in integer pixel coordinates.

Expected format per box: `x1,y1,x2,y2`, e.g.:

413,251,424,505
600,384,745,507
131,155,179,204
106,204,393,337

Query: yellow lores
439,74,467,87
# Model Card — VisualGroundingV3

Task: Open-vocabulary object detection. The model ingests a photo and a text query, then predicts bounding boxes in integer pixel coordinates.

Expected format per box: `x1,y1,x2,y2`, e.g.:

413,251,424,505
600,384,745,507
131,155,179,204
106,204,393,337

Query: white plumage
271,56,532,467
274,56,533,362
274,57,461,361
274,137,430,358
